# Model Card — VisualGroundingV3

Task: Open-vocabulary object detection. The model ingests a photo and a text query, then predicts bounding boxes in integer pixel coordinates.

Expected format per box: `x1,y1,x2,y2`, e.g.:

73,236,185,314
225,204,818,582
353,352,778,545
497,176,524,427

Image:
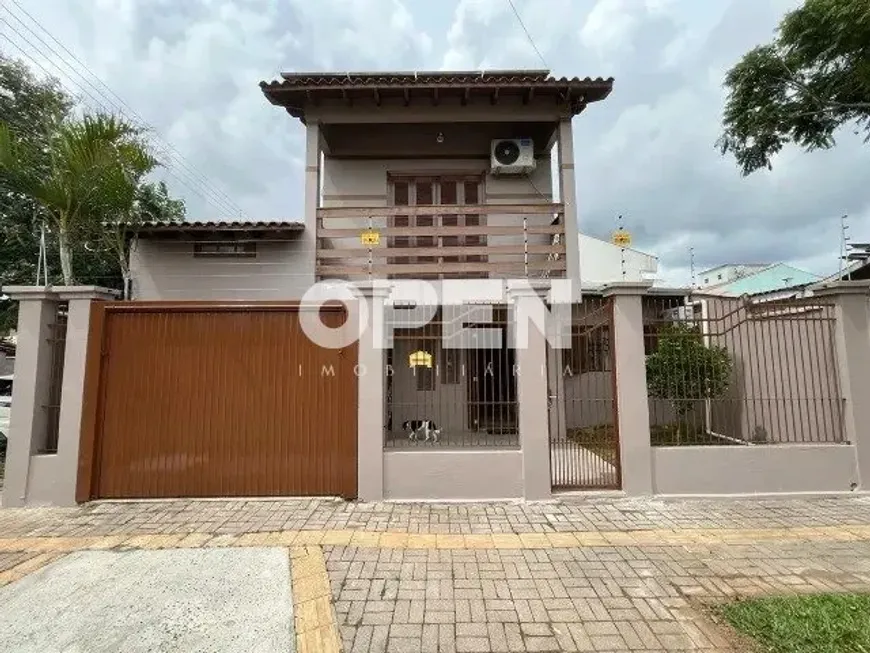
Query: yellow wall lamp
408,350,433,368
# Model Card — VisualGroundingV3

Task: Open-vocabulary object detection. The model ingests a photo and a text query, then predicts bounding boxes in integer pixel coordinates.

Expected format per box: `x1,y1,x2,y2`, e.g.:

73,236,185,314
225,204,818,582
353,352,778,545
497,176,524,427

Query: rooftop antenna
617,214,626,281
689,246,696,292
840,214,850,280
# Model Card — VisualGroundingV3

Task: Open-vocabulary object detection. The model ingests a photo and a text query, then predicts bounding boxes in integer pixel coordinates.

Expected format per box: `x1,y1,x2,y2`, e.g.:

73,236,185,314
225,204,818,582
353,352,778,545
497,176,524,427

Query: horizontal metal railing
317,203,566,280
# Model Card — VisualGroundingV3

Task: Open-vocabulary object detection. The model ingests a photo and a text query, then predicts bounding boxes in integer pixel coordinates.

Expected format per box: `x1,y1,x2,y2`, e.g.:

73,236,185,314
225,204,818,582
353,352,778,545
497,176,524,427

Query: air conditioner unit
490,138,536,175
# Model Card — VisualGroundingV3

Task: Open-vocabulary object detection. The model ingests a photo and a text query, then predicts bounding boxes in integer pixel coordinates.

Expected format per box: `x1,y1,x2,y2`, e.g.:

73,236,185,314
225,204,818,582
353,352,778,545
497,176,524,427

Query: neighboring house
699,262,820,299
698,263,769,289
578,234,657,287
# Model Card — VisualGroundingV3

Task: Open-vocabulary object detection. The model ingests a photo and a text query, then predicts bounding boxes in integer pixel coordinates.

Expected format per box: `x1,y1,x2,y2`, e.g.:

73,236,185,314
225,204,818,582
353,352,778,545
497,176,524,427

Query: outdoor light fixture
408,350,433,368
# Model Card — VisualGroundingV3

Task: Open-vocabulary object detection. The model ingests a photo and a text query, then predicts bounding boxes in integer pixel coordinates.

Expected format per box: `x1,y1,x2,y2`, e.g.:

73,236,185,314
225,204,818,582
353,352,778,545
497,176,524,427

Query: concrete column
604,282,653,496
813,281,870,488
356,283,391,501
1,286,117,507
1,288,57,507
509,287,551,500
301,120,322,287
54,287,118,506
557,118,580,297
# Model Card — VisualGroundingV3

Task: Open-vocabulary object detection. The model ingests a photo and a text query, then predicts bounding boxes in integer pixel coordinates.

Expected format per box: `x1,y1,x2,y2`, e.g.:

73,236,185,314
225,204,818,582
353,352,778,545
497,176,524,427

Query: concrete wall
129,237,314,301
579,235,658,286
383,450,523,500
651,444,860,495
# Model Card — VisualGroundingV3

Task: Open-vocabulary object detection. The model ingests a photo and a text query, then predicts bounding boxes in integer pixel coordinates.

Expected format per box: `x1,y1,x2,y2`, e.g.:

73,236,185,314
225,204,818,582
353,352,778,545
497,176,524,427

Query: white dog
403,420,441,443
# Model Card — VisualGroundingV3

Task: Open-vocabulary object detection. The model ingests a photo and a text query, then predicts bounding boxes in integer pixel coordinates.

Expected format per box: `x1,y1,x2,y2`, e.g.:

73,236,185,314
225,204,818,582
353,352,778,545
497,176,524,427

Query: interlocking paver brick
4,497,870,652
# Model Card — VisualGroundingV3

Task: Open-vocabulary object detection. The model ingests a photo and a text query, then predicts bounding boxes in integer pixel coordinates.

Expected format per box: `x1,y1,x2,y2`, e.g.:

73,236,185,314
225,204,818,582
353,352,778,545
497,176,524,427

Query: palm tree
0,113,156,285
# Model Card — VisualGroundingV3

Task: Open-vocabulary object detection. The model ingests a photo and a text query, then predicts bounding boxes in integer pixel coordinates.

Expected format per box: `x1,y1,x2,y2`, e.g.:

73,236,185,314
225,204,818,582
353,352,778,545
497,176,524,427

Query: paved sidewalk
1,496,870,652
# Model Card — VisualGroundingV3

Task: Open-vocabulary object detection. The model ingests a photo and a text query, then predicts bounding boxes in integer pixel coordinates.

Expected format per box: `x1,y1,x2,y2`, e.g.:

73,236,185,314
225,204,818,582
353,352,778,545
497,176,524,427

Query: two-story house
3,70,616,507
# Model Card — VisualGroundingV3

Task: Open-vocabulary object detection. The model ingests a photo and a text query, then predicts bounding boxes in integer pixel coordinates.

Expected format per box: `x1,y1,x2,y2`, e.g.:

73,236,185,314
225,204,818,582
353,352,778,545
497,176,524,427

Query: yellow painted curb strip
1,525,869,554
290,546,341,653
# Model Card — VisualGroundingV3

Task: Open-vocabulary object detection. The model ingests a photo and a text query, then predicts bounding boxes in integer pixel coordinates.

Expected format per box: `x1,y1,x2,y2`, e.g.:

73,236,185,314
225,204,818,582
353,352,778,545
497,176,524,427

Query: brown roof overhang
136,220,304,239
260,70,614,120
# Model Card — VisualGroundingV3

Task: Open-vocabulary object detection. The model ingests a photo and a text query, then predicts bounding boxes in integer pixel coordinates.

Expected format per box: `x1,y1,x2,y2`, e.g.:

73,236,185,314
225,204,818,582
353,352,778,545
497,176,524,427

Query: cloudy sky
2,0,868,284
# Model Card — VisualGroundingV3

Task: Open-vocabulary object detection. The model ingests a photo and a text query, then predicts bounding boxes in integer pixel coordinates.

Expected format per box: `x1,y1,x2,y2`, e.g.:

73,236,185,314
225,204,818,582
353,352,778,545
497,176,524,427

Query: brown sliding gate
77,302,358,501
548,298,621,490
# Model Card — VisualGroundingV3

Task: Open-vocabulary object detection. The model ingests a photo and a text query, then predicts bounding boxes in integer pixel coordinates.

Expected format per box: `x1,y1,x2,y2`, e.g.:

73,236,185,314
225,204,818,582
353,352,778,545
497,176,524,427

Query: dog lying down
403,420,441,443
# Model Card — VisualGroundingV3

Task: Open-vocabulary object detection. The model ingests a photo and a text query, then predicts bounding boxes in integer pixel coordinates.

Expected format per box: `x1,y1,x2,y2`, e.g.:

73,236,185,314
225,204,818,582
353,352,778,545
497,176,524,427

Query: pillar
604,282,653,496
1,288,57,507
356,282,391,501
302,120,322,286
509,286,551,500
1,286,117,507
54,287,117,506
813,281,870,488
557,118,580,298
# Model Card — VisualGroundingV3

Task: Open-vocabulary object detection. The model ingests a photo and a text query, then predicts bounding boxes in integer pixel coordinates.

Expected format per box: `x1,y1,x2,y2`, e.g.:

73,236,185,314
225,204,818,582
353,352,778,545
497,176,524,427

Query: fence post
508,286,551,500
357,283,391,501
812,281,870,488
0,287,58,507
53,287,118,506
603,282,654,496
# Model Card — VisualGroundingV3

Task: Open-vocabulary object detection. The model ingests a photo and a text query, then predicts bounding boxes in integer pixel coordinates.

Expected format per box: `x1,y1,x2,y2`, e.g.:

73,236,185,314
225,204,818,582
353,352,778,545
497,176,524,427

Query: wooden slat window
193,242,256,258
388,173,486,278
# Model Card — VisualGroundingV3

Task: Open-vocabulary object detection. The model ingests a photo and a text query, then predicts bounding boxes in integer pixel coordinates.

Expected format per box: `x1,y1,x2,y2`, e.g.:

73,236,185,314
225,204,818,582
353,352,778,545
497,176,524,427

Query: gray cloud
6,0,869,284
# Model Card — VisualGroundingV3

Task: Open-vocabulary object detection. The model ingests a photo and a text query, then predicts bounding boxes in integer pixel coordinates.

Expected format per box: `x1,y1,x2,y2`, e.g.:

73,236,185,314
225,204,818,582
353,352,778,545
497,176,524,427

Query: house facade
3,70,870,507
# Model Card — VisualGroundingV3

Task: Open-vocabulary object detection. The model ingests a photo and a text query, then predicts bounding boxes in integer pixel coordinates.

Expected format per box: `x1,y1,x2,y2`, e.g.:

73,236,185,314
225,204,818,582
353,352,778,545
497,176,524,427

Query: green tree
717,0,870,175
0,113,160,284
0,55,71,333
645,322,732,436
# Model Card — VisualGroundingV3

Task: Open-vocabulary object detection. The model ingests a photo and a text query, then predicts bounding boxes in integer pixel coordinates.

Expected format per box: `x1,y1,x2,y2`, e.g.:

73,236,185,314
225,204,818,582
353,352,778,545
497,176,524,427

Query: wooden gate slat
79,303,358,500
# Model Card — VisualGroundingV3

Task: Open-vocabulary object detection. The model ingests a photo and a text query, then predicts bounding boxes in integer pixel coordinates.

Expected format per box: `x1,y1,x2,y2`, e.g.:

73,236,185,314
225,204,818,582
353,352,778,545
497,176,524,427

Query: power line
505,0,548,70
0,30,240,217
0,10,243,218
5,0,244,215
0,6,247,218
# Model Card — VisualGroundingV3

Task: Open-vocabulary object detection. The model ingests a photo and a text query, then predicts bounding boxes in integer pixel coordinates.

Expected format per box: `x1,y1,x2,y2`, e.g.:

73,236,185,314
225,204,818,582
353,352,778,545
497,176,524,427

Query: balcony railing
316,203,566,280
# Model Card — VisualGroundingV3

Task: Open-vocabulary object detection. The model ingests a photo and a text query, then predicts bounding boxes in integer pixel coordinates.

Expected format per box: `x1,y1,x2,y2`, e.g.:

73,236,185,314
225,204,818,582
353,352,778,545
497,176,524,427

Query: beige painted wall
383,450,523,499
129,237,315,301
652,444,859,495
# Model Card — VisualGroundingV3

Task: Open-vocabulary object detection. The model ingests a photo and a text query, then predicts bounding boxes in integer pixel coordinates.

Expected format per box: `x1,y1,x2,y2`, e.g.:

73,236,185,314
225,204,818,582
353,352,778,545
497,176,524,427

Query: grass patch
649,422,739,446
566,424,618,463
566,422,739,454
720,594,870,653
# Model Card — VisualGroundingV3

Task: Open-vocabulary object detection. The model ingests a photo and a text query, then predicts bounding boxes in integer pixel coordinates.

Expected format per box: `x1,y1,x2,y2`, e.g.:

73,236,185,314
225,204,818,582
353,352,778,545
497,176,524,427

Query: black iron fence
548,297,621,490
383,305,519,448
642,294,844,446
42,301,68,453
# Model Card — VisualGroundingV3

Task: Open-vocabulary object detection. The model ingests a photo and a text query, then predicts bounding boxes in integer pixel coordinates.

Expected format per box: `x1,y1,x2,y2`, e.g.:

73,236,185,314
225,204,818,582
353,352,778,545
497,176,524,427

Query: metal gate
77,302,358,500
548,297,621,490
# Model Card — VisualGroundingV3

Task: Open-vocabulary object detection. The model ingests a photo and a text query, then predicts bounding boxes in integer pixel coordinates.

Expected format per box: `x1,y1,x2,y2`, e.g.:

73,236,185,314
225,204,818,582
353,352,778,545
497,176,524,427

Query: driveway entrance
77,302,358,500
